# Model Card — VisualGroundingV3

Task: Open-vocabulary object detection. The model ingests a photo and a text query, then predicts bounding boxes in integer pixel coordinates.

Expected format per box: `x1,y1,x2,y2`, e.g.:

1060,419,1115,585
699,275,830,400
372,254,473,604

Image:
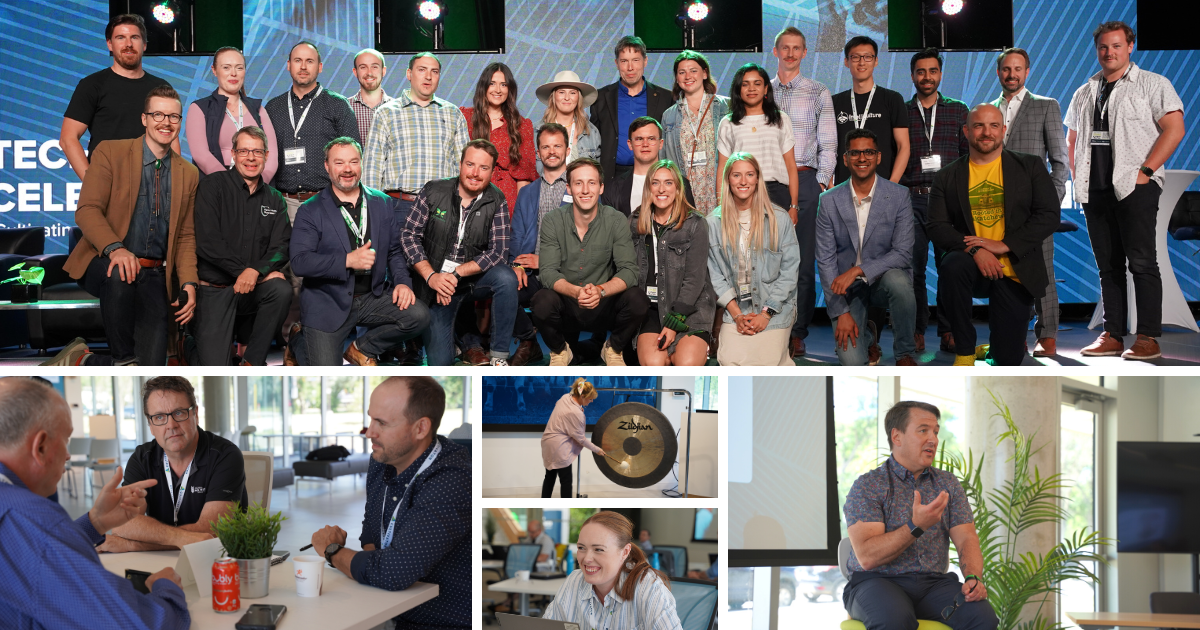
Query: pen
299,544,313,551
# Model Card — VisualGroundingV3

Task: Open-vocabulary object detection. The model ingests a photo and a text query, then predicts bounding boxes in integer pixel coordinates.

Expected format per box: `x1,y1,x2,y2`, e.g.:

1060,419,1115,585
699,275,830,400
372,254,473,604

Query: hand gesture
971,248,1005,280
172,284,197,324
88,466,157,533
392,283,415,309
577,284,601,309
911,489,949,530
835,313,859,351
831,267,862,296
145,567,182,591
107,248,139,284
346,240,376,271
428,272,456,301
234,268,259,294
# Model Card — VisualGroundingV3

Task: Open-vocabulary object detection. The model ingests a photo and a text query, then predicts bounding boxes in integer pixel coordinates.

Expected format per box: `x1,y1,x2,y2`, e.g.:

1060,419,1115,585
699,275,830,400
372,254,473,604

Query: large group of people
44,14,1184,366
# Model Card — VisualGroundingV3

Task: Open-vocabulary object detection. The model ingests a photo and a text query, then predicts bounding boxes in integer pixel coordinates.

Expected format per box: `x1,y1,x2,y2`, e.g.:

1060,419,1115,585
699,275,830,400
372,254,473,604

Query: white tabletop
1067,611,1200,629
100,551,438,630
488,576,567,597
482,559,504,570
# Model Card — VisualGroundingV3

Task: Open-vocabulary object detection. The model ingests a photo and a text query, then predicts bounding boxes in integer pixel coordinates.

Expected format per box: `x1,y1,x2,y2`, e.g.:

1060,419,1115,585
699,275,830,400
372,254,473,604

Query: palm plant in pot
211,503,286,598
1,262,45,303
938,390,1111,630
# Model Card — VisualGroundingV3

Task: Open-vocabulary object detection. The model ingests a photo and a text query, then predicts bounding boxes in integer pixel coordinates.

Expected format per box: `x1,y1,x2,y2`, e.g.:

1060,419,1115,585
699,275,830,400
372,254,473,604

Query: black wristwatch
1139,165,1154,177
967,245,983,256
451,270,462,281
908,519,925,538
324,542,343,564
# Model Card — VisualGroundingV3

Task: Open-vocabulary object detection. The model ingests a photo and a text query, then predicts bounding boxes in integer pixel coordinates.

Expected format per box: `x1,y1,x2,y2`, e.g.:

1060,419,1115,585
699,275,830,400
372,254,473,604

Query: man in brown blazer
45,84,199,366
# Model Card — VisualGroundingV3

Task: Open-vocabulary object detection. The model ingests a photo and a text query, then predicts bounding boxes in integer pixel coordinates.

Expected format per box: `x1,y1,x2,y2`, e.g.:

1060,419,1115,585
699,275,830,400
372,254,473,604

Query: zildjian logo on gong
618,418,655,434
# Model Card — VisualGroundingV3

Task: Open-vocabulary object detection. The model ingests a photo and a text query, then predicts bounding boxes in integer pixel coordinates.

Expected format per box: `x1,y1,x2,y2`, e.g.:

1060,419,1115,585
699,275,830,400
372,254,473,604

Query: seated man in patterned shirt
843,401,998,630
308,376,470,630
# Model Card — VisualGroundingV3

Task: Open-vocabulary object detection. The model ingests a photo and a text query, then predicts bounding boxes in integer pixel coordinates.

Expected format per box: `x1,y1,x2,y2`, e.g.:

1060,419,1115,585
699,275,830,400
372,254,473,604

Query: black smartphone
235,604,286,630
124,569,151,594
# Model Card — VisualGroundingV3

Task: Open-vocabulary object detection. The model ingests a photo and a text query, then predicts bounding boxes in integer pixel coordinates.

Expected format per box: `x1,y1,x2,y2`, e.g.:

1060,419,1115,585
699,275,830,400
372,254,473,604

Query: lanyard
162,452,194,526
450,204,471,260
849,86,876,130
287,86,323,145
381,439,441,549
918,100,938,153
340,203,368,247
1095,66,1130,122
225,101,244,130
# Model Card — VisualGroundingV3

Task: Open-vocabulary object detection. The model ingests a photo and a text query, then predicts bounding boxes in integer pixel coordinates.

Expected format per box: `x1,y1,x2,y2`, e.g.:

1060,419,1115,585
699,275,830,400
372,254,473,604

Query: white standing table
488,576,566,616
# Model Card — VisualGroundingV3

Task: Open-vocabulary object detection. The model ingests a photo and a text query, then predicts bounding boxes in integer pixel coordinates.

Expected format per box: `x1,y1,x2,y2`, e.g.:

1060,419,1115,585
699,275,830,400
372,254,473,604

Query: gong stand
578,388,693,498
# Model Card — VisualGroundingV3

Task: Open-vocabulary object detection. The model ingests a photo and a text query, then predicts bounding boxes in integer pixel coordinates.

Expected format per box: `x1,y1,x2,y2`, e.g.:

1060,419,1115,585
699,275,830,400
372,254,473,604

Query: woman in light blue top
545,510,682,630
662,50,729,215
535,71,601,171
706,152,800,366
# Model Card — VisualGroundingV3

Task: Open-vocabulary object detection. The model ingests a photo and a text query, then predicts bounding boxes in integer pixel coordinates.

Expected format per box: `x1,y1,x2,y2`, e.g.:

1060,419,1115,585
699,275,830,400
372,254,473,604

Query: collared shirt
124,139,172,259
544,567,682,630
195,167,290,285
851,176,878,267
843,455,974,575
772,72,839,184
901,93,970,188
538,204,640,290
400,183,511,273
521,531,557,565
123,429,248,526
535,172,570,256
264,83,361,194
349,90,393,147
362,89,471,193
1065,63,1184,202
615,85,649,166
350,436,471,630
997,87,1028,142
0,461,190,630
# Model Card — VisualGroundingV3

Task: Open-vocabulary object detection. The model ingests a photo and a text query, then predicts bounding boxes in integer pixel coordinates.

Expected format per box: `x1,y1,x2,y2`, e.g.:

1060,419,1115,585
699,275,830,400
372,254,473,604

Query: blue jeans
835,268,917,366
423,265,518,365
81,258,169,365
294,290,430,365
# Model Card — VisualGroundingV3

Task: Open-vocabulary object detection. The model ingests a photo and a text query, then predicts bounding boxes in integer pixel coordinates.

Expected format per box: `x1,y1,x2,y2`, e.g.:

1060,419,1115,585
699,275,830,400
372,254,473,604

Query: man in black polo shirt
98,377,247,552
194,126,292,366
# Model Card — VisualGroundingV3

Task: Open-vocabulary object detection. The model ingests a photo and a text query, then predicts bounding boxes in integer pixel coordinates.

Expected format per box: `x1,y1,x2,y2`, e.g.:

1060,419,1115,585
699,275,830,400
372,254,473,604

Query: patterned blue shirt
124,139,172,259
615,86,648,166
772,72,838,185
843,455,973,575
0,461,190,630
349,436,471,630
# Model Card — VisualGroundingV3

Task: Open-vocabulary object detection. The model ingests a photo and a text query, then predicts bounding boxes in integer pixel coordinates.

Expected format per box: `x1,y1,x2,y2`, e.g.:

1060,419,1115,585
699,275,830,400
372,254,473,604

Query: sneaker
1032,338,1057,357
548,344,574,366
866,322,881,366
601,341,626,367
489,356,510,366
1121,334,1161,361
952,354,976,366
40,337,91,366
343,341,378,366
1080,332,1123,357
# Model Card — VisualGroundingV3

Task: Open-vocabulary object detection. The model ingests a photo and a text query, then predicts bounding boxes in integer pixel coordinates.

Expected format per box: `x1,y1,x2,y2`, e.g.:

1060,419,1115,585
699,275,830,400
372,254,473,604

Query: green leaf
210,503,287,559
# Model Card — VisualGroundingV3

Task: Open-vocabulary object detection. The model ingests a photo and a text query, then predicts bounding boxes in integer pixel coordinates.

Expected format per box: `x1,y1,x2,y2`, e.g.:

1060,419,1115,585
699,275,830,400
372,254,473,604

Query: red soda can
212,557,240,613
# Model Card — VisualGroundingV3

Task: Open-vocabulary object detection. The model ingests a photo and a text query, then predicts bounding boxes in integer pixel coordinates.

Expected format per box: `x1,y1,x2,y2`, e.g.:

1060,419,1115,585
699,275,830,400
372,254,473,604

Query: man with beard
61,14,175,181
900,48,969,355
926,104,1059,366
309,376,470,630
348,49,393,146
288,138,429,365
399,139,518,366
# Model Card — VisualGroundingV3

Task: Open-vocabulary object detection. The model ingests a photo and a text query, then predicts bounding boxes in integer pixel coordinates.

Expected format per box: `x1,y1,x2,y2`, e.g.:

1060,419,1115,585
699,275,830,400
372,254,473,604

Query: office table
488,576,566,616
100,550,438,630
483,559,504,570
1067,611,1200,628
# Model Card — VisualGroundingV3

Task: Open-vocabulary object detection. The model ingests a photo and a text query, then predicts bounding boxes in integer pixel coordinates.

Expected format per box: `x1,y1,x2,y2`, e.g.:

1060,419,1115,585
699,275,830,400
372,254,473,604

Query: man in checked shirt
843,401,998,630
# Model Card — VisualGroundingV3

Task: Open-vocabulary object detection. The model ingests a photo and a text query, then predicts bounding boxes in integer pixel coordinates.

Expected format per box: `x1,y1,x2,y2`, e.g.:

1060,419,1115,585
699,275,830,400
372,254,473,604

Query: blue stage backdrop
482,376,660,430
1,0,1197,304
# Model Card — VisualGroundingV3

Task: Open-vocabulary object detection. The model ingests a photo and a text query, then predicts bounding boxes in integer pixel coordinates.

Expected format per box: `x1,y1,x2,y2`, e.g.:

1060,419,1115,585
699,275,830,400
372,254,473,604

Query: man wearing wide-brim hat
535,70,603,168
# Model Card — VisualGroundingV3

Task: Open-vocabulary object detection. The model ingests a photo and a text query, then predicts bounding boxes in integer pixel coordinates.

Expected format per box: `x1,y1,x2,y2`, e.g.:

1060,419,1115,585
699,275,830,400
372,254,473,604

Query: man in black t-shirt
97,377,247,553
61,14,173,181
831,36,910,186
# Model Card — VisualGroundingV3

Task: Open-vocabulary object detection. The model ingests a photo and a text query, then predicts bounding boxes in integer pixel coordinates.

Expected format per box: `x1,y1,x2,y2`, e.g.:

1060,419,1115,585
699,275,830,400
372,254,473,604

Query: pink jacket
541,393,603,470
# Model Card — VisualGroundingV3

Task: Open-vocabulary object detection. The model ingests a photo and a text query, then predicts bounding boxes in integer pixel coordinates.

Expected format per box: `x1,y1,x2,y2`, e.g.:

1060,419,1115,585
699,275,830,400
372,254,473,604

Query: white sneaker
601,342,626,367
489,357,509,366
40,337,90,366
548,344,574,366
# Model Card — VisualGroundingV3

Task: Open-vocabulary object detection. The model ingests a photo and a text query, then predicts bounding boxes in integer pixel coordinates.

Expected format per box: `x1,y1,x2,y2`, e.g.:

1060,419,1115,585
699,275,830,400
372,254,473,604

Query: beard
374,439,418,467
114,47,141,71
969,136,1002,154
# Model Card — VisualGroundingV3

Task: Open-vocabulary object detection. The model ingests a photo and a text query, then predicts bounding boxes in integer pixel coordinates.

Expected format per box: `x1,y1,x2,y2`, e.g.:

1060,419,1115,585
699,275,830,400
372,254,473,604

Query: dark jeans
845,572,999,630
293,290,430,365
1083,182,1162,337
766,171,820,339
911,193,950,336
541,464,572,498
938,250,1033,366
513,271,544,341
530,287,649,355
424,265,518,365
81,258,169,366
836,268,917,365
194,278,291,365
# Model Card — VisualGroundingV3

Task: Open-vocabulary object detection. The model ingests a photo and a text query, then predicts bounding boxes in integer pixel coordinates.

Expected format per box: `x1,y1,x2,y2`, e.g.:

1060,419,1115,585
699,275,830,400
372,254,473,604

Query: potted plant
1,262,45,303
211,503,287,598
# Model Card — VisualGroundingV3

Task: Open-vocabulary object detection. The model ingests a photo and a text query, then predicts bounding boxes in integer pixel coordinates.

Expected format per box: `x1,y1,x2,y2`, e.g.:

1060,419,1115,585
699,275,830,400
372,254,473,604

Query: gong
590,402,678,488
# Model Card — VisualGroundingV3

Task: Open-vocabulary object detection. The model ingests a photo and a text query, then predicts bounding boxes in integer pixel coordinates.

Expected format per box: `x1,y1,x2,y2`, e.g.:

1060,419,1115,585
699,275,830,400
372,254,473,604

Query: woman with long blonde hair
629,160,716,366
535,71,602,165
544,510,682,630
540,378,606,498
706,153,801,365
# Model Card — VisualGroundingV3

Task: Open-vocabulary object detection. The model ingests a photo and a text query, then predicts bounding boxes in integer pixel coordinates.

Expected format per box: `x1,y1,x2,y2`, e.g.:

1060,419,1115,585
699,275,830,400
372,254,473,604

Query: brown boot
914,333,925,353
343,341,378,366
1121,334,1161,361
1080,331,1123,357
789,336,807,358
939,332,956,354
510,339,544,366
1032,338,1057,357
866,322,881,366
462,347,490,366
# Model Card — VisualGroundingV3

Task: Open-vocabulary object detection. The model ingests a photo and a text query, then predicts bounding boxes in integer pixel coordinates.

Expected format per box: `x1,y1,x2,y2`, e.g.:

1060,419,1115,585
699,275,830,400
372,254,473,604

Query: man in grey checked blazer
991,48,1069,357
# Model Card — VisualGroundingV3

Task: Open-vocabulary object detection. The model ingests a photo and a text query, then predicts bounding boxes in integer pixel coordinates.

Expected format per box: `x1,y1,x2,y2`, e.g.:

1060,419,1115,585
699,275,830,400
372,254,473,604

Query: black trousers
937,250,1033,366
194,278,291,366
844,572,998,630
542,464,572,498
1082,182,1163,337
529,288,649,355
911,194,951,336
81,258,169,366
512,271,544,342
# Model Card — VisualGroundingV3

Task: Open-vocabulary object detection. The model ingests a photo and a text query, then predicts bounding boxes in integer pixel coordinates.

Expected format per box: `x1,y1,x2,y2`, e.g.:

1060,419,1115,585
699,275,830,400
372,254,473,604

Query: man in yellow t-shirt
925,104,1060,366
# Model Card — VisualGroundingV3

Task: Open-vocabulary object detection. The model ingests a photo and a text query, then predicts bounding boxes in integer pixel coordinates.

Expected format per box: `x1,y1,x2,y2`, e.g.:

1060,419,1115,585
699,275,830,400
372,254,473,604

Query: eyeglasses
235,148,267,157
148,406,194,426
846,149,881,158
848,54,876,63
145,111,182,124
941,579,978,620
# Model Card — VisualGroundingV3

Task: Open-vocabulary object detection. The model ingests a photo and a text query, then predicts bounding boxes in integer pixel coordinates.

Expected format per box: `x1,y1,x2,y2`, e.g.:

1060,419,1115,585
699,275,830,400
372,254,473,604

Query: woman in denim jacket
535,71,601,173
629,160,717,366
661,51,730,216
706,153,800,366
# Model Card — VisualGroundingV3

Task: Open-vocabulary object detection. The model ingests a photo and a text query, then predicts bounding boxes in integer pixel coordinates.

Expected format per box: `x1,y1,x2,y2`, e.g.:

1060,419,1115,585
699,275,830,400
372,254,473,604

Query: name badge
1090,130,1111,146
562,194,573,204
646,285,658,303
440,259,460,274
920,154,942,173
690,153,708,168
284,147,306,165
737,283,752,302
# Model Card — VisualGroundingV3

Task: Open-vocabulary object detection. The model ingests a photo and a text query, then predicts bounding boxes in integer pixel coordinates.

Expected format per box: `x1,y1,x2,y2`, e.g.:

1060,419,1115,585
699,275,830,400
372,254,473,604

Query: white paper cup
516,570,531,581
293,556,324,597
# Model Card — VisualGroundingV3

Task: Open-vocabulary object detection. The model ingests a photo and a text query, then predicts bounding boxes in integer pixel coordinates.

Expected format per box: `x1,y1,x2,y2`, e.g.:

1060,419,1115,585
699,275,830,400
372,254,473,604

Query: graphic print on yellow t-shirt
968,157,1017,281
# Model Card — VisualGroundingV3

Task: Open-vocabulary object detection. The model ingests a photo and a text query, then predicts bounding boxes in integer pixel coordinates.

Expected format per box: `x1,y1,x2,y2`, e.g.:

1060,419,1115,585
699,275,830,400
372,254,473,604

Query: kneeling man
844,401,997,630
816,129,917,366
309,376,470,630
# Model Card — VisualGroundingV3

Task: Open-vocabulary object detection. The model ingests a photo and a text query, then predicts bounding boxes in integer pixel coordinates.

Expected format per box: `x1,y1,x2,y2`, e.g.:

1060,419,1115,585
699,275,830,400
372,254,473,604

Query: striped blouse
544,568,682,630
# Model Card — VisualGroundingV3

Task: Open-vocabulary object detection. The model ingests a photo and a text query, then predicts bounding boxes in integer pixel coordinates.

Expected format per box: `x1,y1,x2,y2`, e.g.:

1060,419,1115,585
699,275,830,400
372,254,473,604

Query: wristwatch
599,287,607,298
1139,165,1154,177
762,306,778,318
451,270,462,282
907,520,925,538
967,245,983,256
324,542,343,564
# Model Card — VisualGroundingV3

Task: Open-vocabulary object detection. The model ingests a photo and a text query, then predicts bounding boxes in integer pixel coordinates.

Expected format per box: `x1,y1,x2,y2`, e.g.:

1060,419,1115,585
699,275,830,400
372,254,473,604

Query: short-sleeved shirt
716,111,797,185
64,68,170,156
843,456,974,575
832,86,909,185
123,429,248,527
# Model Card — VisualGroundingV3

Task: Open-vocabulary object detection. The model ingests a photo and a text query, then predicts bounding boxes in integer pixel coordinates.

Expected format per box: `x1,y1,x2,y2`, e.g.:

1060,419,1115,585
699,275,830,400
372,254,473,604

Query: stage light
686,1,709,21
941,0,964,15
152,1,177,24
418,0,445,22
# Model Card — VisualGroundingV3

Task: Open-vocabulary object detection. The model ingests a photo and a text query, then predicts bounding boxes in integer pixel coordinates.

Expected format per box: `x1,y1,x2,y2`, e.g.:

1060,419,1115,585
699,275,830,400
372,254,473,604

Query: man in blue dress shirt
309,376,470,630
0,377,190,630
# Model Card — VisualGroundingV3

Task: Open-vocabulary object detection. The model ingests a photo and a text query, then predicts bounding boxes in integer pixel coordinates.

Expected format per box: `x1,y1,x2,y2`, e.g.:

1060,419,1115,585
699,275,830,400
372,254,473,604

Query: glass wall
290,377,323,436
1060,402,1098,628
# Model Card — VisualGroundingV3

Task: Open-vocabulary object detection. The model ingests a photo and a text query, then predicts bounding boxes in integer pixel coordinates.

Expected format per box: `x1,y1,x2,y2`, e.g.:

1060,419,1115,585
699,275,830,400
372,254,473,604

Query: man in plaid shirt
348,48,393,147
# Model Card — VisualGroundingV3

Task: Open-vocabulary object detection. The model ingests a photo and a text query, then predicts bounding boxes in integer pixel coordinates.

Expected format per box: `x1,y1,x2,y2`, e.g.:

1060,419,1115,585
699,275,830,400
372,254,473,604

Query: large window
694,376,719,411
1060,400,1098,628
290,377,323,436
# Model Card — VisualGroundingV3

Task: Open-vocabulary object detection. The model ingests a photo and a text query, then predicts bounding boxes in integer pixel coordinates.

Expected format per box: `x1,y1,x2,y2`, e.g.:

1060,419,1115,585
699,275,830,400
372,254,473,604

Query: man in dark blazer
288,137,429,365
600,117,696,216
991,47,1070,357
590,36,674,184
926,104,1059,366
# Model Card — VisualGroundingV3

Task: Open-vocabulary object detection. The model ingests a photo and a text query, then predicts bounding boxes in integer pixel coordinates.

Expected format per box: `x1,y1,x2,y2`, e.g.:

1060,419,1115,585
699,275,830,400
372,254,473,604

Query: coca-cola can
212,557,240,613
